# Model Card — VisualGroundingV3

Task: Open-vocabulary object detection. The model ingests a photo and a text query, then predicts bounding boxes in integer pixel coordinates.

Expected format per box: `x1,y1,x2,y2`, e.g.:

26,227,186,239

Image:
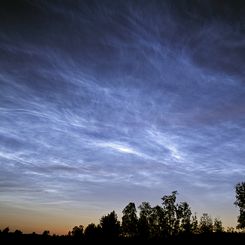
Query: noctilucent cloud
0,0,245,234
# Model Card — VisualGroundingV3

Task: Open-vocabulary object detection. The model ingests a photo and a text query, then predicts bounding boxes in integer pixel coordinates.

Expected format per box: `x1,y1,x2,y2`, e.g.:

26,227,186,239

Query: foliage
138,202,152,238
213,218,223,233
71,225,84,240
177,201,192,234
100,210,120,239
122,202,138,237
191,213,199,234
161,191,178,236
2,227,9,234
42,230,50,236
234,182,245,229
199,213,213,233
84,223,101,240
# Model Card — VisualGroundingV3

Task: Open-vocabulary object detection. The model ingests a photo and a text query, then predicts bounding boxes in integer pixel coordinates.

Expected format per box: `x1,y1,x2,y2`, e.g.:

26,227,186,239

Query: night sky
0,0,245,234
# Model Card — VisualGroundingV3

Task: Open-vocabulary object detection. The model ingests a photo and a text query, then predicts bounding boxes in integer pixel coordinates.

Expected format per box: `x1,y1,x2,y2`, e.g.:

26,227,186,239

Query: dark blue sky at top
0,0,245,231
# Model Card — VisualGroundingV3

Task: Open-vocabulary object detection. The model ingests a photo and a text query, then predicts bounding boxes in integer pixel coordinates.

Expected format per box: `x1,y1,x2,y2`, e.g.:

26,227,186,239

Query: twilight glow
0,0,245,234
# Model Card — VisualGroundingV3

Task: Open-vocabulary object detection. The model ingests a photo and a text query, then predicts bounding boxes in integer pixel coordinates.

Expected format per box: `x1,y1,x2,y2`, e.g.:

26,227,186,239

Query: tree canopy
234,182,245,229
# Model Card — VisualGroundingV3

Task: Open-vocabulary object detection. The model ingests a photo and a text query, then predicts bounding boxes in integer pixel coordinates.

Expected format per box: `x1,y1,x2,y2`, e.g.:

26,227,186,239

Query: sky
0,0,245,234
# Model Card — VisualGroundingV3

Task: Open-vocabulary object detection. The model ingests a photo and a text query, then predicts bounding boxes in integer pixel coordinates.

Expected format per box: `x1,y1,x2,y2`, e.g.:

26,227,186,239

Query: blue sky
0,0,245,234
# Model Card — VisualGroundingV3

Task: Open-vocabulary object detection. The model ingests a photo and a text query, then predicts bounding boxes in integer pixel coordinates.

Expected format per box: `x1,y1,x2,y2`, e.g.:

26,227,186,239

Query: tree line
1,182,245,243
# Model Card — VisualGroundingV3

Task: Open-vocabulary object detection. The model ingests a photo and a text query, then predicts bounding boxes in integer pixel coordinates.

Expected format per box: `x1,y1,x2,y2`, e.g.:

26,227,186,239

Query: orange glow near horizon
0,204,239,235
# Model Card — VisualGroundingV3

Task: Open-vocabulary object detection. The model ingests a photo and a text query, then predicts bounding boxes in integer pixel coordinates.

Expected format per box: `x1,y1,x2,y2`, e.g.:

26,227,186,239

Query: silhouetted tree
191,213,199,234
14,229,22,235
199,213,213,233
177,201,192,234
138,202,152,239
42,230,50,236
100,211,120,239
234,182,245,229
227,226,235,233
150,205,164,239
213,218,223,232
161,191,178,236
84,223,101,240
122,202,138,237
2,227,9,234
71,225,84,241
